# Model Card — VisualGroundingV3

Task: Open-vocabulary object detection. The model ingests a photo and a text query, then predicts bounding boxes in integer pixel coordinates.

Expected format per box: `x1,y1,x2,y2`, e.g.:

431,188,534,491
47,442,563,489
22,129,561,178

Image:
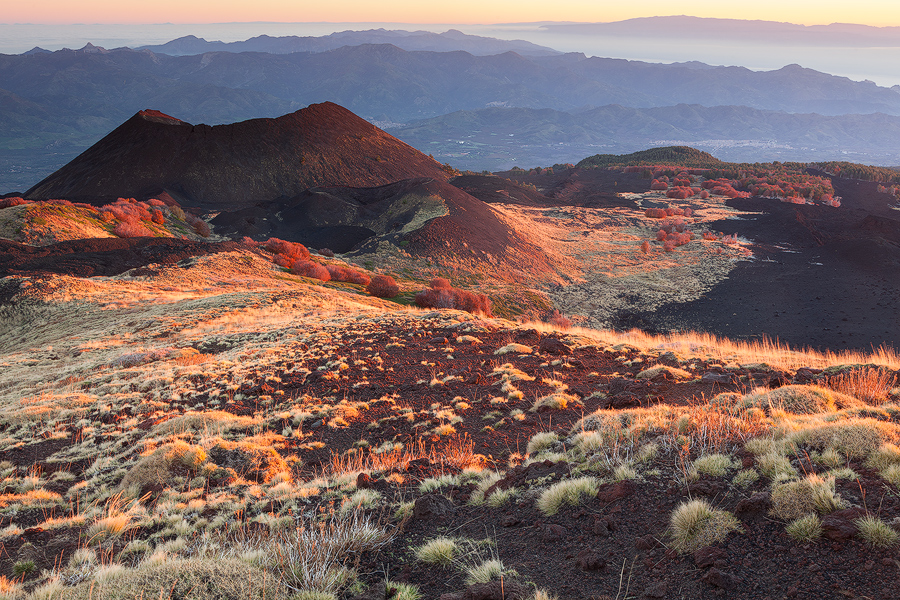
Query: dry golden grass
825,368,897,405
119,441,207,494
521,321,900,371
151,411,258,437
325,436,484,479
51,557,290,600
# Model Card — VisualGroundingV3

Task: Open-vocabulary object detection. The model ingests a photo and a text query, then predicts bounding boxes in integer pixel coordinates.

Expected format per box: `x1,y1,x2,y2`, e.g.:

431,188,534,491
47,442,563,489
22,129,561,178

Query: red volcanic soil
25,102,449,210
213,325,900,600
82,323,900,599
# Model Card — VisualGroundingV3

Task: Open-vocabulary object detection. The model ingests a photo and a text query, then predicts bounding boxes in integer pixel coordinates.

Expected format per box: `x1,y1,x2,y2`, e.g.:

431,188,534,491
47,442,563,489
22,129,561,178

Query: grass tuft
536,477,599,516
669,499,740,553
414,537,458,566
855,515,899,548
770,474,844,520
785,514,823,543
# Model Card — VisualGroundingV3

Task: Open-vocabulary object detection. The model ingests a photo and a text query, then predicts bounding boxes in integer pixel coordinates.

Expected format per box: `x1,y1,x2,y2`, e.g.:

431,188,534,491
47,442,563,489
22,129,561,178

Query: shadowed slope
25,102,449,209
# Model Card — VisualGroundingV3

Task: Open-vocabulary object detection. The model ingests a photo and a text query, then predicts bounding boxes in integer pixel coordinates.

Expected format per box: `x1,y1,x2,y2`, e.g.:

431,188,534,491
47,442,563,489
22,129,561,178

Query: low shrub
548,310,572,329
0,197,29,208
326,265,371,286
645,207,667,218
264,237,311,261
113,221,152,238
666,186,694,199
291,261,331,281
367,275,400,298
414,279,491,315
187,215,211,237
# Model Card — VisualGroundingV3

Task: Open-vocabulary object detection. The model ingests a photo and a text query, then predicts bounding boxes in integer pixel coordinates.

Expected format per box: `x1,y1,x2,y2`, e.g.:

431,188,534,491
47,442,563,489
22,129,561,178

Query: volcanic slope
24,102,450,209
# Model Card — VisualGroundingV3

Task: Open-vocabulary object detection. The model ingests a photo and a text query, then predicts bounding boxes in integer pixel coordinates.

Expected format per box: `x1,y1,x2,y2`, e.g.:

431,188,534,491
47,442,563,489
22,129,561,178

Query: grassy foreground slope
0,247,899,599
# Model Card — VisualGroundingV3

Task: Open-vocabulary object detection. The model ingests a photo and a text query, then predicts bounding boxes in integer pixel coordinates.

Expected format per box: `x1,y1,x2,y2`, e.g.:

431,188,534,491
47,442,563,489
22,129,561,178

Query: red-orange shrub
367,274,400,298
656,230,667,241
644,207,667,219
0,197,29,208
151,209,165,224
650,179,668,191
113,221,152,238
264,237,310,261
430,277,452,290
640,240,650,253
291,260,331,281
548,310,572,329
414,279,491,316
326,264,371,286
273,254,295,268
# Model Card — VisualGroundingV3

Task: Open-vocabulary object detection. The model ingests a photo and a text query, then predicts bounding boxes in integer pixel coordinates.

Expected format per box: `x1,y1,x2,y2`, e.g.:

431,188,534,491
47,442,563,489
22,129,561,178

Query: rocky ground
1,248,899,600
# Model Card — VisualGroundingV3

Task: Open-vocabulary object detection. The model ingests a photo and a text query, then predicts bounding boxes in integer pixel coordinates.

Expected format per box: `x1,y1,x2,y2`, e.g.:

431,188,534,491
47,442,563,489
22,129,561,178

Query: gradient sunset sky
6,0,900,26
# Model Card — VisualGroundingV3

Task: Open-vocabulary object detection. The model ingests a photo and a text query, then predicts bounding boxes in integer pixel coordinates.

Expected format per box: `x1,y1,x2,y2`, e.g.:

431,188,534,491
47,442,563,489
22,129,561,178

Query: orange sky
6,0,900,27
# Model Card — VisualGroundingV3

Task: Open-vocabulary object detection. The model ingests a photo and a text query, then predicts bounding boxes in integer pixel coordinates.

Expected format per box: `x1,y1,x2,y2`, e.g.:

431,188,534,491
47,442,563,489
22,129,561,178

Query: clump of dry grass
740,385,862,415
824,368,897,405
791,419,900,460
531,392,579,412
770,474,844,520
855,514,899,548
151,411,257,437
325,436,483,480
526,431,559,455
785,514,823,543
48,557,289,600
536,477,599,515
635,365,692,381
225,510,394,596
415,537,459,566
669,499,740,553
119,441,207,495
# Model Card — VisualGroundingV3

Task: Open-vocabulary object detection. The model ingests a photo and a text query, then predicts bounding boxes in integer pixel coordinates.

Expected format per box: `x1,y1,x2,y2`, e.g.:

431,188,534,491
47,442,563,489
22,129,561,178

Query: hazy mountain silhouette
395,103,900,150
138,29,560,57
5,38,900,191
543,16,900,48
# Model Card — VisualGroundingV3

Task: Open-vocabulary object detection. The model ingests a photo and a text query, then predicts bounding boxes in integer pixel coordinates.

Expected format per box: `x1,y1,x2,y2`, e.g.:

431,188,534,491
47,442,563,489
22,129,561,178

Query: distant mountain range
388,104,900,171
3,28,900,190
542,17,900,47
136,29,560,57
